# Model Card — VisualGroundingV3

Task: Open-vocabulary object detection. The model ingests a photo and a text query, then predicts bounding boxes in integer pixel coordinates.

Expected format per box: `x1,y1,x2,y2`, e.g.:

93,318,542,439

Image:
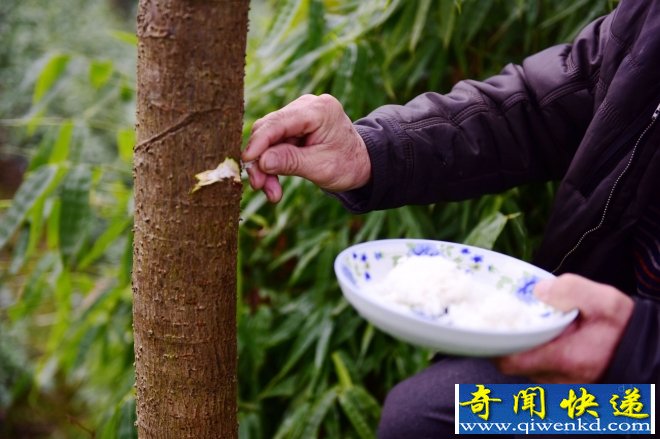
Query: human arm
335,12,612,213
244,11,611,208
493,274,660,384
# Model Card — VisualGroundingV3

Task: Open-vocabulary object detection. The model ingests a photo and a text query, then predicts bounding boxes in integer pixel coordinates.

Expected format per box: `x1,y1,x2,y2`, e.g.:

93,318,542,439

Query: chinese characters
459,384,650,421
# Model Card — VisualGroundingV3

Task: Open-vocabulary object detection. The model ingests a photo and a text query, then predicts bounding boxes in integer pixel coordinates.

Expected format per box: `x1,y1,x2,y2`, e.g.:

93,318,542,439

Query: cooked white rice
368,256,546,331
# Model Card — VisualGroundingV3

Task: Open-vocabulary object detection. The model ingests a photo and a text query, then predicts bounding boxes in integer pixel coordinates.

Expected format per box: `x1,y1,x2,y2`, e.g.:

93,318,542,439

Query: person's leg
377,356,525,439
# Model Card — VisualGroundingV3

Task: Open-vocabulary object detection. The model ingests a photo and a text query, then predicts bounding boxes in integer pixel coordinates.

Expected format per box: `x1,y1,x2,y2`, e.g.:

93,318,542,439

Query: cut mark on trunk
191,157,241,193
134,107,223,153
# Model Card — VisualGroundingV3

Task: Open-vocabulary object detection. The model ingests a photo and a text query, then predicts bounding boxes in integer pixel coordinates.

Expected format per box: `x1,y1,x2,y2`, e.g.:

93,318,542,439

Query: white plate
334,239,578,356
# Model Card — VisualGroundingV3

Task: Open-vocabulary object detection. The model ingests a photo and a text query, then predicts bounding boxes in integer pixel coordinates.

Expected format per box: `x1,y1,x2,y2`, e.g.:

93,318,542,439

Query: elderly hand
494,274,634,383
242,94,371,203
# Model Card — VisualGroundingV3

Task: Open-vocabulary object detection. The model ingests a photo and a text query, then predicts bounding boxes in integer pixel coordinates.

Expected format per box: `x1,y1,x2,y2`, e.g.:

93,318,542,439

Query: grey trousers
376,356,636,439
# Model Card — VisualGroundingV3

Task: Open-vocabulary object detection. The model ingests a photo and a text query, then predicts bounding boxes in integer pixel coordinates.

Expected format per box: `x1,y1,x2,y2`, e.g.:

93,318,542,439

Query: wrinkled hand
494,274,634,383
242,94,371,203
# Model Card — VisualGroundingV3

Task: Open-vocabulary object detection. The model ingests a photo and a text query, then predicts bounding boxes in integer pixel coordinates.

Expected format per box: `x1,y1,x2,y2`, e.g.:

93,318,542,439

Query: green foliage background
0,0,616,437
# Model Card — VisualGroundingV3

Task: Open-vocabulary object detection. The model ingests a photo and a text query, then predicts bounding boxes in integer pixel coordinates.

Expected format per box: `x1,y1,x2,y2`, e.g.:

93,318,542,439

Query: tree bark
133,1,247,437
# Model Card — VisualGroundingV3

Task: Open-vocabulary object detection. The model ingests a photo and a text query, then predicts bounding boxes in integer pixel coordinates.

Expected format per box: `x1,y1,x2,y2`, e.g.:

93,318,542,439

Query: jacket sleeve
334,12,612,214
602,299,660,383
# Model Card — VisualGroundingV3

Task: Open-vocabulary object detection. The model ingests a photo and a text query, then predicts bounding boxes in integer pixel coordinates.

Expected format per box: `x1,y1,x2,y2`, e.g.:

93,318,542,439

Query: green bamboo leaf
540,0,590,29
78,217,131,269
270,230,329,271
359,323,375,359
117,395,137,439
346,43,370,117
238,412,262,439
257,375,298,399
70,321,102,369
89,59,114,89
313,314,333,371
299,387,338,439
116,128,135,163
44,263,73,359
508,213,530,261
404,39,438,93
323,403,342,439
338,389,375,439
354,211,385,243
6,194,47,278
109,30,138,46
394,206,424,237
33,53,70,104
257,43,333,94
77,285,124,325
439,0,457,48
463,212,509,250
265,308,306,348
240,191,268,222
99,391,137,439
362,0,404,31
346,386,381,421
98,407,119,439
307,0,325,50
462,0,494,43
427,38,448,91
332,44,358,105
118,229,133,286
59,164,92,264
8,252,57,321
263,310,323,391
409,0,431,52
25,194,47,263
259,0,307,58
46,198,61,250
273,401,312,439
50,120,74,164
308,311,334,392
0,165,65,251
8,225,30,274
119,79,134,101
488,1,527,45
24,108,46,137
313,240,335,290
331,351,353,389
288,236,325,284
28,133,55,172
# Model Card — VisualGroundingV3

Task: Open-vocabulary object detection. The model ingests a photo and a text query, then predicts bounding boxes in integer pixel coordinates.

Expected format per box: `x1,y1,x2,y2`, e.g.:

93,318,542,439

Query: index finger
242,95,322,162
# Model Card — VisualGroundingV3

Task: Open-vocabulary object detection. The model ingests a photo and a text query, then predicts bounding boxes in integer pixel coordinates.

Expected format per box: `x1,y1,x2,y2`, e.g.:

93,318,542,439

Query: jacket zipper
552,100,660,274
579,109,655,196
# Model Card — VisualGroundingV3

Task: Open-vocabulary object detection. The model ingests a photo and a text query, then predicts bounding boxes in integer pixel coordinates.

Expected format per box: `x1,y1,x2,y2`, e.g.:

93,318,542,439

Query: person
243,0,659,436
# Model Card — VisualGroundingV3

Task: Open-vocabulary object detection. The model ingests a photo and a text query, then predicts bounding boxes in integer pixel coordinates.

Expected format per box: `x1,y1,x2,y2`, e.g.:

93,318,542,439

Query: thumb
534,273,615,318
260,143,308,176
260,142,336,188
533,275,583,313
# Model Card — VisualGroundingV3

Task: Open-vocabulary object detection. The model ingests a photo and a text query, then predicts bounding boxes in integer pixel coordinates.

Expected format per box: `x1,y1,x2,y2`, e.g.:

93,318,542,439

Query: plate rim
334,238,579,339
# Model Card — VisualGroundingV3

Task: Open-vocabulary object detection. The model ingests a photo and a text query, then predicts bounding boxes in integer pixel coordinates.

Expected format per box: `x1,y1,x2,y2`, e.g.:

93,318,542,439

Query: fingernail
262,153,278,172
534,279,553,302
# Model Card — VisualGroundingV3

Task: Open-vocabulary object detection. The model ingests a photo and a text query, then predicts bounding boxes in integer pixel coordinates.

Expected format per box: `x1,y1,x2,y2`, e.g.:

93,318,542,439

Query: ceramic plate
334,239,578,356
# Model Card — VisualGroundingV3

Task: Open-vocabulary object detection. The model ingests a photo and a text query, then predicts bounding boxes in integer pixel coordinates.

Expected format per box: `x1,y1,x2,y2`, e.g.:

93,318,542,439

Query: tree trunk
133,1,247,437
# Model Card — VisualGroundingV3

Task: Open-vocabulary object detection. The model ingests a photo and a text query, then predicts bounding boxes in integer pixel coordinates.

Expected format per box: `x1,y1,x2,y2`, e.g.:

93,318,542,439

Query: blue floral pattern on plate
334,239,578,356
340,240,555,321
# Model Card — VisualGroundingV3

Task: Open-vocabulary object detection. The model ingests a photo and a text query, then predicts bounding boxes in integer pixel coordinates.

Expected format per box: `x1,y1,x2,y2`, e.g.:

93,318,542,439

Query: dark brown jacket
337,0,660,382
